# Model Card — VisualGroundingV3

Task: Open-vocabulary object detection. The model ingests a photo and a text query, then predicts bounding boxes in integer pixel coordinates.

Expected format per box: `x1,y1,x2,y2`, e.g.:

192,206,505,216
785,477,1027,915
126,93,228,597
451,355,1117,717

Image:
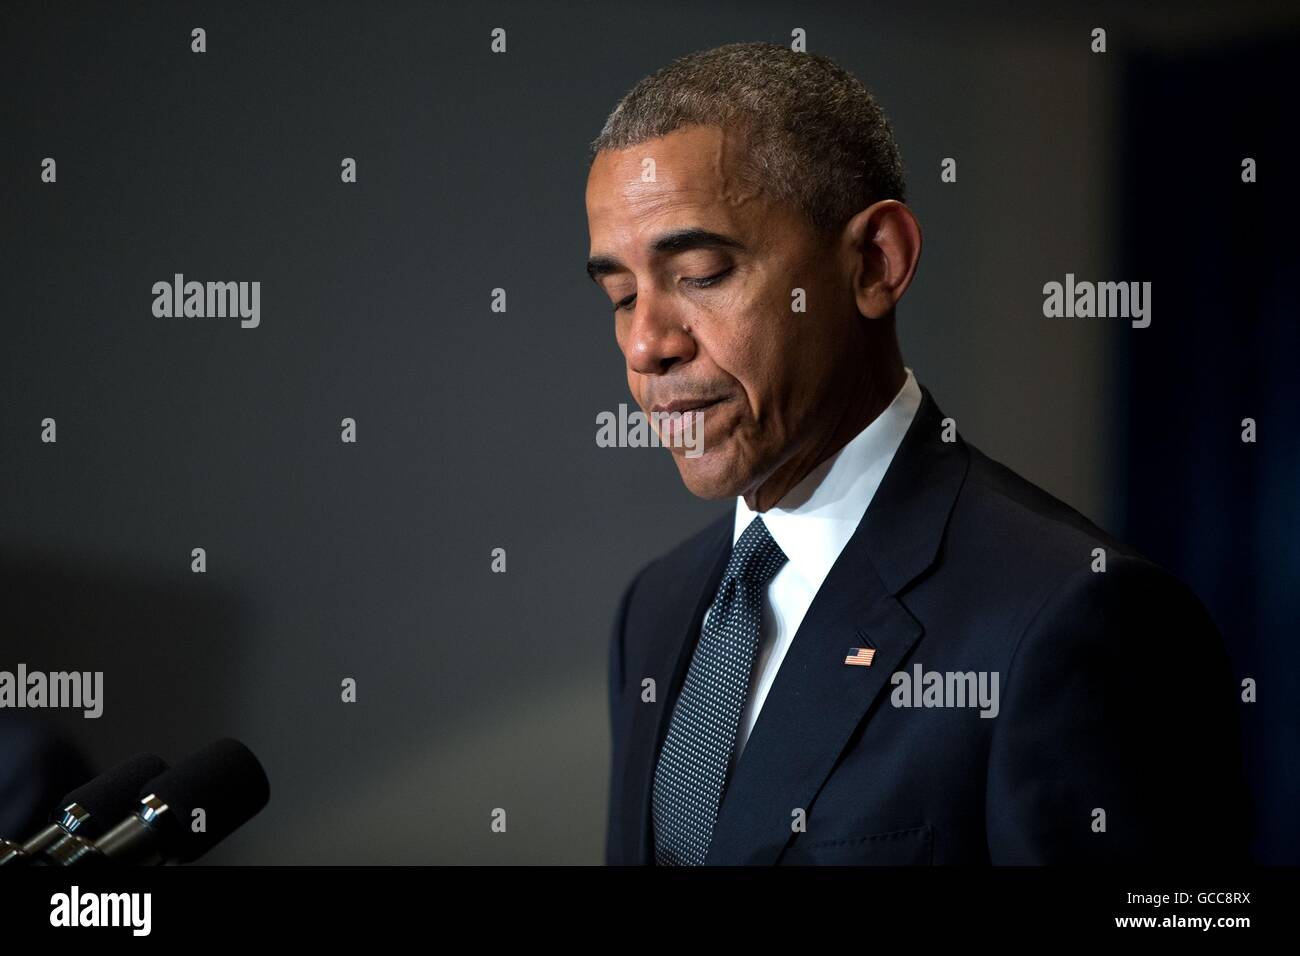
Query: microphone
57,738,269,866
0,838,24,866
0,753,169,866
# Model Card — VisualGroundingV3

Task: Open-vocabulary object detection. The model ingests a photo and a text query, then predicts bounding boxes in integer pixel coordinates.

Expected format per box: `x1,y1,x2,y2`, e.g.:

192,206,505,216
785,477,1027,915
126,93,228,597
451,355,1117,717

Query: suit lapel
703,551,922,864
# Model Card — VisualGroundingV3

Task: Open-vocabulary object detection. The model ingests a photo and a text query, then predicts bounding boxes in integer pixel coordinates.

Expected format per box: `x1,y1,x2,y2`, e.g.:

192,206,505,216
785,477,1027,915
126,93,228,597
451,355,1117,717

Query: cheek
710,284,802,411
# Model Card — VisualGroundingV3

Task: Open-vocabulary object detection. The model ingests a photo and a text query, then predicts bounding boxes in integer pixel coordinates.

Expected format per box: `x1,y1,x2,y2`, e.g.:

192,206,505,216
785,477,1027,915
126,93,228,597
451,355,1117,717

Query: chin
671,448,752,500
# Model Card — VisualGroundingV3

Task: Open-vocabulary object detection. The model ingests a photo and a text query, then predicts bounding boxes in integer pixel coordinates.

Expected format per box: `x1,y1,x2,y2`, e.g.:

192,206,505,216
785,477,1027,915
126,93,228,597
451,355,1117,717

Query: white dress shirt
709,368,922,776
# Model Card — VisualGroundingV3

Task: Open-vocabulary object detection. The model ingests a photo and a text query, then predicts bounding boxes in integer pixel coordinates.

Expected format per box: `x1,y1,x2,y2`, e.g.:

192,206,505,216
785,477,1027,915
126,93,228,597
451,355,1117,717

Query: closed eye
612,266,734,313
682,266,734,289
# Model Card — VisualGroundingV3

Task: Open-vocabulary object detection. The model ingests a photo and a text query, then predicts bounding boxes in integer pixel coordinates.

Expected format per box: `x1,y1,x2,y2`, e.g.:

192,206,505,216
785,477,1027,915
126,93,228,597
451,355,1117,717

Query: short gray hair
589,41,907,239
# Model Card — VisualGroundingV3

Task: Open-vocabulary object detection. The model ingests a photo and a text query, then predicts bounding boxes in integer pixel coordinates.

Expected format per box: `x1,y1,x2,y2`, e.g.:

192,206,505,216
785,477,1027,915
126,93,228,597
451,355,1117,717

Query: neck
743,357,905,514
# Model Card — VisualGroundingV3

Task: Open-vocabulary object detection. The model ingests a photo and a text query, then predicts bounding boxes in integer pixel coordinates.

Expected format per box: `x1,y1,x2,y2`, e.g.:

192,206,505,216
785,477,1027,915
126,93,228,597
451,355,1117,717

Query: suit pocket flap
781,824,933,865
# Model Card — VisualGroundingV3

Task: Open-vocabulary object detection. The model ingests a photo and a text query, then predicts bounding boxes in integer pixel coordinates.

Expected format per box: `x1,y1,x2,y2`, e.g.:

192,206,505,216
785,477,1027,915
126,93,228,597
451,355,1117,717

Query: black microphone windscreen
138,738,269,862
55,753,171,838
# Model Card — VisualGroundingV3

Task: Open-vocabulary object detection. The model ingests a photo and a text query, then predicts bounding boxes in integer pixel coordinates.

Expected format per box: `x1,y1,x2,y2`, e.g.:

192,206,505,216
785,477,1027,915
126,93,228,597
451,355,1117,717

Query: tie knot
724,516,787,587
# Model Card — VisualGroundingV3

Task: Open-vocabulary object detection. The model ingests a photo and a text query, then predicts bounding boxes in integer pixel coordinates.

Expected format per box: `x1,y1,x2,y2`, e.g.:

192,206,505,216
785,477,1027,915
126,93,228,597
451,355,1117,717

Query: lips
651,397,724,415
649,396,725,450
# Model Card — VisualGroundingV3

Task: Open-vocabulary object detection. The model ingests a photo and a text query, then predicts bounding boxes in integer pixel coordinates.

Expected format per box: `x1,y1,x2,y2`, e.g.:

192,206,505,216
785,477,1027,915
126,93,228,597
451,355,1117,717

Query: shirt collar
733,368,922,594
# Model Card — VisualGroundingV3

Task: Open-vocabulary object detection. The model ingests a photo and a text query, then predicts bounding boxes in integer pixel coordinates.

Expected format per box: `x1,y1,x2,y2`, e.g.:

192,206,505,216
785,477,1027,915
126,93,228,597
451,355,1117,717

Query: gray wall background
2,0,1292,863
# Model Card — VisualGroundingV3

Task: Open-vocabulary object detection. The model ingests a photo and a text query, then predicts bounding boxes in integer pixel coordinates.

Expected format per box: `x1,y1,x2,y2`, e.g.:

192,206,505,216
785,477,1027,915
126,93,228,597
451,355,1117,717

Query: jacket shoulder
940,442,1213,635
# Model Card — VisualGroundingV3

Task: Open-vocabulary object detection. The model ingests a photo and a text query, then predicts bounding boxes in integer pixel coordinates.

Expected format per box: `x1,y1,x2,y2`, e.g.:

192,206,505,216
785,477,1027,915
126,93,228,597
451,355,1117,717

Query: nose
622,289,696,376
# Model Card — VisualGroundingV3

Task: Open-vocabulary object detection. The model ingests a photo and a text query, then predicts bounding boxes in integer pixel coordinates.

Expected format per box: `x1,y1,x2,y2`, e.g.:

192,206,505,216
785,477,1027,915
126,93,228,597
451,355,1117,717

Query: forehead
585,124,769,243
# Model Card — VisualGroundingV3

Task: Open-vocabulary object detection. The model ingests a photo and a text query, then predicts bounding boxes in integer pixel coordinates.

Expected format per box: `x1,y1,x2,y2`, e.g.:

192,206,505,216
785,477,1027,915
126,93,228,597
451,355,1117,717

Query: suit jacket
605,385,1251,865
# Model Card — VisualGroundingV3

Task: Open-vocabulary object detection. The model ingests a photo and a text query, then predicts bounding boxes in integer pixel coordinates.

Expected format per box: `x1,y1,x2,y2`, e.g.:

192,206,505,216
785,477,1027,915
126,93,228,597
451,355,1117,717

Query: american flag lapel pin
844,646,877,667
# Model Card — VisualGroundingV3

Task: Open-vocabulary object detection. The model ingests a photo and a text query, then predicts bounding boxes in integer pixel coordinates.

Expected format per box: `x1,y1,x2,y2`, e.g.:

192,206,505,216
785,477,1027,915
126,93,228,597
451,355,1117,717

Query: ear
843,200,923,320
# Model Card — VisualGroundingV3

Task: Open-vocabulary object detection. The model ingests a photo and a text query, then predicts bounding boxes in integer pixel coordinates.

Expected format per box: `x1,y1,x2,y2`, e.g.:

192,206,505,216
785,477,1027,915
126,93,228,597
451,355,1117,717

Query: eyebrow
586,227,746,283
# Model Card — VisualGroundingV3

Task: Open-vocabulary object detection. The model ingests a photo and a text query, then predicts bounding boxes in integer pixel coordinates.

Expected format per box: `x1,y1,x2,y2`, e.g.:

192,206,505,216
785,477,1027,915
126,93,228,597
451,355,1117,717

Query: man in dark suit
585,42,1250,865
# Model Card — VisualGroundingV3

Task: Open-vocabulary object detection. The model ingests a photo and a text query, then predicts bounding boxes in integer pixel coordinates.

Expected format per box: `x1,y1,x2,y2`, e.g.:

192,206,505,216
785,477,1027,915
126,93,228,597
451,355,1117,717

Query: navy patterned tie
651,515,788,865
